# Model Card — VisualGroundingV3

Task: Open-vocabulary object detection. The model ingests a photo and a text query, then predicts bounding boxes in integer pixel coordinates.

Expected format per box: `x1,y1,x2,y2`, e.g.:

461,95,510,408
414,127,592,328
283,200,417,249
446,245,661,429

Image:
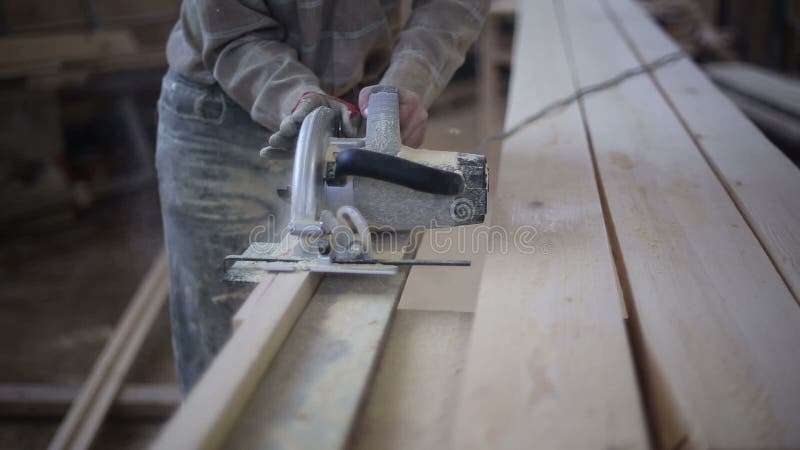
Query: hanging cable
472,50,687,152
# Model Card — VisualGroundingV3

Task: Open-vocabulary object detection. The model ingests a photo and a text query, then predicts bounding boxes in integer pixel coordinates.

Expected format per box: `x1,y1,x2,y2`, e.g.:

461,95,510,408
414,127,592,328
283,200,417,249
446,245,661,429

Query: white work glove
267,91,361,151
358,85,428,148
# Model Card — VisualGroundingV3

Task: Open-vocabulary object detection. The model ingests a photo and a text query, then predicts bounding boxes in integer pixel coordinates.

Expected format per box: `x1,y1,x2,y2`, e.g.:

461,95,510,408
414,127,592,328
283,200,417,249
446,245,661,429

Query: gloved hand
358,85,428,148
267,91,361,151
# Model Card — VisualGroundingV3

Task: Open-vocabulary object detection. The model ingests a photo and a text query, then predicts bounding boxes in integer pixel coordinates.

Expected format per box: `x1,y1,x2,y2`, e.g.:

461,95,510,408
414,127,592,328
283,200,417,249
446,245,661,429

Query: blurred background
0,0,797,448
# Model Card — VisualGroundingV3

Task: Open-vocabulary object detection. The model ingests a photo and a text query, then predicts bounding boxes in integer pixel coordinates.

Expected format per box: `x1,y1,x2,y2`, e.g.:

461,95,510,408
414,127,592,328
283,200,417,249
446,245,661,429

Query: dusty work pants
155,71,290,394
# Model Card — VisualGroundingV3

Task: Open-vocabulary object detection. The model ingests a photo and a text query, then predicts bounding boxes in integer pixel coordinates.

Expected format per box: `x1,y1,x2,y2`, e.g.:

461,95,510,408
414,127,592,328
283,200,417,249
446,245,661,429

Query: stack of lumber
154,0,800,449
705,61,800,151
637,0,734,60
0,0,180,82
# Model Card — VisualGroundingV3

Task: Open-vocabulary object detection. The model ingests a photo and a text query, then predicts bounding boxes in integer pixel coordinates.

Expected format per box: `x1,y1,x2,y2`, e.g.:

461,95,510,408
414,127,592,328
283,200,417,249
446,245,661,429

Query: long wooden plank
152,271,321,450
231,273,277,330
604,0,800,301
0,29,138,66
0,383,178,419
715,87,800,148
398,227,482,312
559,0,800,447
349,310,473,450
224,268,411,449
704,62,800,119
452,1,648,448
48,249,168,450
223,234,417,449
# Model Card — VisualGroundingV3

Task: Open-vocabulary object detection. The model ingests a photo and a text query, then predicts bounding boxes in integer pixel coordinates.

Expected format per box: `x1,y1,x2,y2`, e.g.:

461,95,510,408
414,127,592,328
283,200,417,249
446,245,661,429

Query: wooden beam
0,383,179,419
605,2,800,300
349,310,473,450
704,61,800,119
715,87,800,148
156,231,420,449
452,1,648,448
231,273,277,330
0,29,138,66
224,267,413,449
398,226,482,313
560,0,800,447
152,270,321,450
49,249,169,450
217,233,417,449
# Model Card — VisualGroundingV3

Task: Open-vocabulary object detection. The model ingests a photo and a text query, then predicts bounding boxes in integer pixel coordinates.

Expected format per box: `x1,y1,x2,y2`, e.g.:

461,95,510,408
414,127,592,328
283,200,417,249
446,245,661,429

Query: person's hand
267,92,361,151
358,86,428,148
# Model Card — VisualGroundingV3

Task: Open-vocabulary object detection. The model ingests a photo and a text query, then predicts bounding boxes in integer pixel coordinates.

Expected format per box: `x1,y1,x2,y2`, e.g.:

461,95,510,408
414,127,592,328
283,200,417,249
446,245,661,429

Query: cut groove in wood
552,1,656,445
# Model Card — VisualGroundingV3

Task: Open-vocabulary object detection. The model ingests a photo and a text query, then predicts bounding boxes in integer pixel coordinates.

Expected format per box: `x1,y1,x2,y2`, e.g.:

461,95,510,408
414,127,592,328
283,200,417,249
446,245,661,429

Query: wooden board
604,1,800,301
0,383,178,419
0,30,138,66
451,1,648,448
231,273,277,330
152,271,321,450
0,29,167,82
397,90,493,315
560,0,800,447
398,226,482,313
225,269,412,450
715,87,800,148
0,0,179,31
156,233,417,449
349,310,473,450
704,61,800,119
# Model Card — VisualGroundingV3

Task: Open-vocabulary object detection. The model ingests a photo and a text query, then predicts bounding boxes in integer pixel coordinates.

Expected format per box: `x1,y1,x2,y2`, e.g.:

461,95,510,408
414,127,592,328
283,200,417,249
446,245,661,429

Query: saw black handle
334,148,465,196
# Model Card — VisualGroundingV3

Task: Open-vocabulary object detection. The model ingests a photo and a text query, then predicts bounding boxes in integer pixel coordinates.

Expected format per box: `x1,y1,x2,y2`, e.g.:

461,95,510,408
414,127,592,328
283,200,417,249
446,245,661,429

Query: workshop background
0,0,798,448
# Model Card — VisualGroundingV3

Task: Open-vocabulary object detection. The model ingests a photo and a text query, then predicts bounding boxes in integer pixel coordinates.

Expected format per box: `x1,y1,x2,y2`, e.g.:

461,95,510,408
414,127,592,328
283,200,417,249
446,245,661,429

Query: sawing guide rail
224,255,471,267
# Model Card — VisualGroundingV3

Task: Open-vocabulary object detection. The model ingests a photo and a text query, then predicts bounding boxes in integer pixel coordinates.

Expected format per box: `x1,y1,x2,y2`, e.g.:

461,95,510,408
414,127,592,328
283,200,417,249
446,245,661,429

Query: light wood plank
398,226,482,313
152,271,321,450
349,310,473,450
49,249,169,450
452,1,648,448
231,273,277,330
225,269,410,450
604,0,800,301
560,0,800,447
716,87,800,148
157,233,417,449
0,29,138,66
704,61,800,119
223,233,417,449
0,383,178,419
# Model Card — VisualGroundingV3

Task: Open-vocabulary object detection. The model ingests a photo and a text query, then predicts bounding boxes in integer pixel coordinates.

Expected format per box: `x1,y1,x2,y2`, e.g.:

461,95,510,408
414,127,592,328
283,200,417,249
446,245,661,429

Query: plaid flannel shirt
166,0,488,131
